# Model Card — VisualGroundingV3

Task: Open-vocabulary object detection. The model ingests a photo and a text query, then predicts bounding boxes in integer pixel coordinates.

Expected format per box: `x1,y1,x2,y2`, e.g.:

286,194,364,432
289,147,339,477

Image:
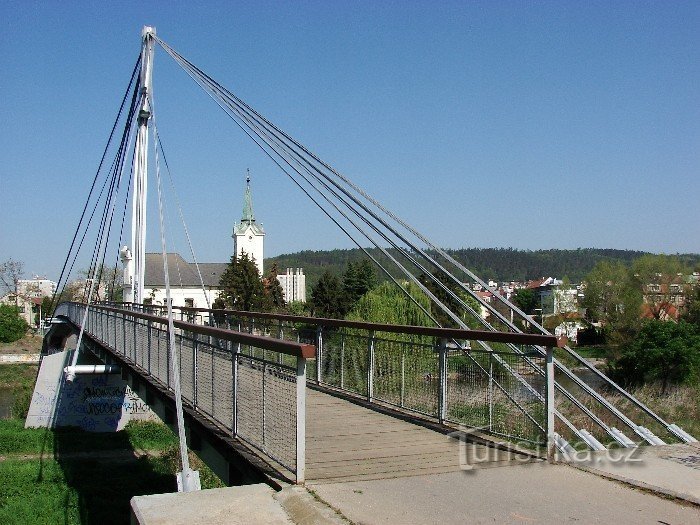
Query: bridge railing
105,302,560,453
56,302,313,483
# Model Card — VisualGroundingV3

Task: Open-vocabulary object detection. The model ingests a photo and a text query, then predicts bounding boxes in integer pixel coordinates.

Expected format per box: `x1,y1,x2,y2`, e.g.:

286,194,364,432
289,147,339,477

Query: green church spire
242,169,255,223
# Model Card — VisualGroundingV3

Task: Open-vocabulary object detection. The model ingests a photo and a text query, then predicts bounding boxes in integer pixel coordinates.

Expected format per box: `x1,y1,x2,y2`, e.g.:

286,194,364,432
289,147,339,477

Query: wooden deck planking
305,389,531,482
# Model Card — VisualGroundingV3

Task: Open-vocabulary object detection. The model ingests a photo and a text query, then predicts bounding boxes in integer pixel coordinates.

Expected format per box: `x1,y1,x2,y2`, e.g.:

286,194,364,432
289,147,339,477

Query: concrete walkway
570,442,700,505
309,462,700,524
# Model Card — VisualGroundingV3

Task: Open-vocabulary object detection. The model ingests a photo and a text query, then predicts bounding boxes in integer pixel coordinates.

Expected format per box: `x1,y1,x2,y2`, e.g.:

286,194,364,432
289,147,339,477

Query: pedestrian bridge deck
305,389,533,483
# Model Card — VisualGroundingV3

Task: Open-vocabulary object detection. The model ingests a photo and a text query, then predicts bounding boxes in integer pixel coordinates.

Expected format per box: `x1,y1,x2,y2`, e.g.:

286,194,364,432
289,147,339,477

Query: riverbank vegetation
0,362,225,524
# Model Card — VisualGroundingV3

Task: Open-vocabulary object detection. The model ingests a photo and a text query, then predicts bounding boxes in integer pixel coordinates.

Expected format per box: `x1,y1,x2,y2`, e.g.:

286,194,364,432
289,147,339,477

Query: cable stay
148,34,694,448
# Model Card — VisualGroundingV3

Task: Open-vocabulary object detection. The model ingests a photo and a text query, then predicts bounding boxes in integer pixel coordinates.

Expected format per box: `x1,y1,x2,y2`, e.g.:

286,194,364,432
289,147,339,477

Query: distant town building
277,268,306,303
143,253,227,310
0,276,57,327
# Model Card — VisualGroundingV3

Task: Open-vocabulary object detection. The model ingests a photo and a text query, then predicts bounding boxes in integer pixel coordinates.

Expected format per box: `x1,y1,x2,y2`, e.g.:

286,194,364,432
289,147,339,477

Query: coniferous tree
310,271,346,318
263,263,286,311
218,254,266,311
343,259,378,309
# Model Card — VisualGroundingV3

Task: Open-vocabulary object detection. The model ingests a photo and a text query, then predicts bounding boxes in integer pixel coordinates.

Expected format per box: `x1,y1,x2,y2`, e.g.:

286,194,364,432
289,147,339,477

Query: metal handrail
103,301,563,348
77,303,315,358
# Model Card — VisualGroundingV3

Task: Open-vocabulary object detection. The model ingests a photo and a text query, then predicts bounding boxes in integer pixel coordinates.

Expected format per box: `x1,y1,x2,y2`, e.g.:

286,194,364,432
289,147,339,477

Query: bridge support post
295,356,306,484
545,346,555,463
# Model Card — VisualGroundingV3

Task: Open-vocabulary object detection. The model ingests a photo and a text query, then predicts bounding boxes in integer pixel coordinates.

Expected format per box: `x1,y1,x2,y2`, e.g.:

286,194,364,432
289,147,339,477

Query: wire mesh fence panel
445,349,492,431
334,331,368,396
196,341,215,414
262,363,298,472
211,346,234,431
178,334,195,404
488,348,546,445
135,320,148,370
319,330,344,388
373,337,439,417
236,356,265,455
152,325,169,387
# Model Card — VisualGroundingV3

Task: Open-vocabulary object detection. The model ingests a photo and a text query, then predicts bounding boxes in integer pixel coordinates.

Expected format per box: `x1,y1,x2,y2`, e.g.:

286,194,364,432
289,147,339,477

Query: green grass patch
0,419,224,524
0,420,179,456
0,363,38,389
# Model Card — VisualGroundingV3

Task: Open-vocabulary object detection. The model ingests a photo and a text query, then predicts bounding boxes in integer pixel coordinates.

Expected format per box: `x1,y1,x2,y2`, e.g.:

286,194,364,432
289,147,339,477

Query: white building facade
277,268,306,303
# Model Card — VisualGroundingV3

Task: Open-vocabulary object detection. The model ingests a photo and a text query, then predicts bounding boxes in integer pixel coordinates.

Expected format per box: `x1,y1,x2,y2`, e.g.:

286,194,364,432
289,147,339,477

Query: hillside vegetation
266,247,700,288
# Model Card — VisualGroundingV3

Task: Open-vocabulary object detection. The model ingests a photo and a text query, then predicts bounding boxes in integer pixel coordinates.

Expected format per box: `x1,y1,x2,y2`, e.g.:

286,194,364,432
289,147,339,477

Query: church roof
144,253,227,288
233,174,265,235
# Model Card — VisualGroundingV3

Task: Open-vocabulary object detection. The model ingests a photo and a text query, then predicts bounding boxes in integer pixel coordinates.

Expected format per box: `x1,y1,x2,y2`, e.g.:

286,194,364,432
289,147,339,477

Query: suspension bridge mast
124,26,156,304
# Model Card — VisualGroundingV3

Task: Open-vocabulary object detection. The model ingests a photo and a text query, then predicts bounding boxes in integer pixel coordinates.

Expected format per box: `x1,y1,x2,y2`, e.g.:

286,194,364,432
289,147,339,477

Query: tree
343,259,377,309
631,254,690,320
513,288,537,315
418,271,482,328
610,320,700,393
581,260,642,345
309,271,346,319
683,286,700,326
217,254,266,311
0,304,28,343
346,281,433,328
263,263,286,311
0,259,24,307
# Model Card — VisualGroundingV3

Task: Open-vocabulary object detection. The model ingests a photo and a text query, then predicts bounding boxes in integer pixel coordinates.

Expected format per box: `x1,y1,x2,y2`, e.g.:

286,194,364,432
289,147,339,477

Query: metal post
488,353,494,432
296,356,306,484
400,350,405,408
193,333,198,408
232,339,240,436
438,338,447,423
367,331,375,402
546,346,555,462
340,333,345,389
315,326,323,385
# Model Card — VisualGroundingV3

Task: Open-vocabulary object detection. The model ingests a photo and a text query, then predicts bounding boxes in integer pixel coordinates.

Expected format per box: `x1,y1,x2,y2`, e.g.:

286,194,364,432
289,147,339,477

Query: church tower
232,173,265,275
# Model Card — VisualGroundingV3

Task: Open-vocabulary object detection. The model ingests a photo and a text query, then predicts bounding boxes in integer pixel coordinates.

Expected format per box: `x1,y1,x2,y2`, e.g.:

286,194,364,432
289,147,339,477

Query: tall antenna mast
125,25,155,304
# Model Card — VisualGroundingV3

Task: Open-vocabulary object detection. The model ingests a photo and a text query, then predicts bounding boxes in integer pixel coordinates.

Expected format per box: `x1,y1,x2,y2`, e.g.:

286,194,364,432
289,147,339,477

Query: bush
0,304,28,343
610,320,700,393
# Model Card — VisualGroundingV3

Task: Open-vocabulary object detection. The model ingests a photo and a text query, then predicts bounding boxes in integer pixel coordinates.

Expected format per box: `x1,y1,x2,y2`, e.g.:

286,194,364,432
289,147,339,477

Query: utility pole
125,26,155,304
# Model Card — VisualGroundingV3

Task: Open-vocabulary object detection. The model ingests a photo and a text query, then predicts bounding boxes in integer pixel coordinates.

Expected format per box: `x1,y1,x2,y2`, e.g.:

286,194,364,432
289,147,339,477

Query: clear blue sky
1,1,698,282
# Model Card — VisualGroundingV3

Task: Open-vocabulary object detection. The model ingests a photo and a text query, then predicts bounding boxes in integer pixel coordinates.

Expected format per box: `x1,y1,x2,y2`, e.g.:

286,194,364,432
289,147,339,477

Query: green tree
310,271,346,319
346,281,433,328
217,254,266,311
610,320,700,393
343,259,377,308
581,261,642,345
0,304,28,343
263,263,286,311
683,286,700,326
513,288,537,314
418,271,482,328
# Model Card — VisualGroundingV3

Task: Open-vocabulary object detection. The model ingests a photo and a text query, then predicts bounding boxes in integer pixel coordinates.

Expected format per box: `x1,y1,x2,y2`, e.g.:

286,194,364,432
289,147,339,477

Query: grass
0,361,226,524
0,419,225,524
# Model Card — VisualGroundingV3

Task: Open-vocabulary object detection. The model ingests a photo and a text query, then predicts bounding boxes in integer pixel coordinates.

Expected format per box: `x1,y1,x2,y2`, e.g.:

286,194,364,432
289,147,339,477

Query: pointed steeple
242,168,255,223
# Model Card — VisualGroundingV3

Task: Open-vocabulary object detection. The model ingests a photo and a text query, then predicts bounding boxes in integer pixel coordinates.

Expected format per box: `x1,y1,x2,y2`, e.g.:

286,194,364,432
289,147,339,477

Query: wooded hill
266,248,700,289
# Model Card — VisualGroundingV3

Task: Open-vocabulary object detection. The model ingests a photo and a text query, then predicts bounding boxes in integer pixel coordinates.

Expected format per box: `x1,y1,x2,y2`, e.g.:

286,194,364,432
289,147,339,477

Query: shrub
0,304,28,343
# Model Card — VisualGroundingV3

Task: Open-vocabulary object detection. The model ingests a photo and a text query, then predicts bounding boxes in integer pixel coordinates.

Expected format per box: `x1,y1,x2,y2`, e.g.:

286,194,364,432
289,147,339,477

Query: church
140,176,305,308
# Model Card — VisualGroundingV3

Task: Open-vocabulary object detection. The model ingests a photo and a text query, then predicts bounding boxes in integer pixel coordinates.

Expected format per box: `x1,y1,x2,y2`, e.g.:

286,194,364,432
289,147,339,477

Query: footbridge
46,300,695,487
43,26,696,493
